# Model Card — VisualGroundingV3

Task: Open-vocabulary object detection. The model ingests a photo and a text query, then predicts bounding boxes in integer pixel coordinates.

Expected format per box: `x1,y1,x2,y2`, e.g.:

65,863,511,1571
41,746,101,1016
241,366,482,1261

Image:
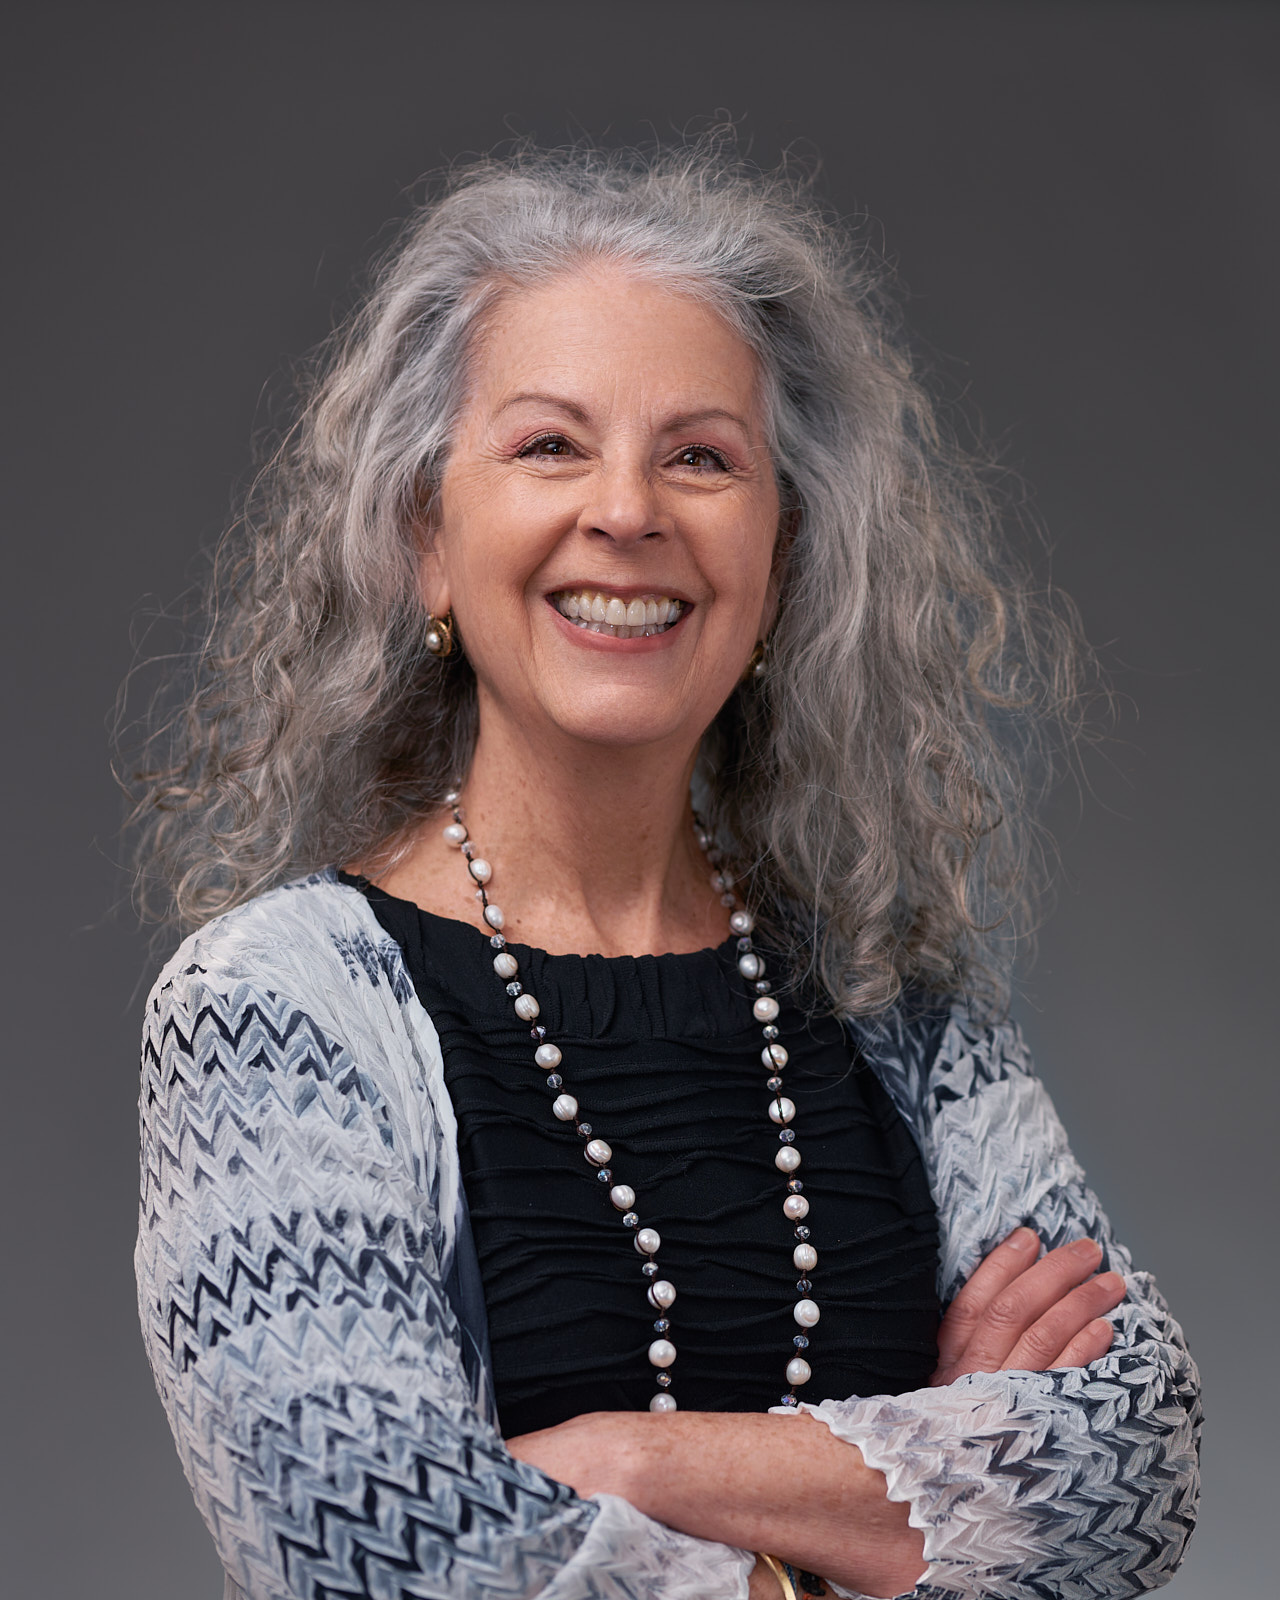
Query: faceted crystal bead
766,1075,784,1093
641,1261,660,1278
762,1024,780,1041
737,936,753,953
796,1277,813,1293
793,1334,810,1350
545,1073,563,1090
530,1024,547,1040
794,1225,811,1240
787,1178,804,1194
755,979,772,994
623,1212,640,1228
653,1318,671,1334
778,1129,796,1143
575,1122,592,1137
505,981,522,997
596,1168,612,1183
489,933,506,949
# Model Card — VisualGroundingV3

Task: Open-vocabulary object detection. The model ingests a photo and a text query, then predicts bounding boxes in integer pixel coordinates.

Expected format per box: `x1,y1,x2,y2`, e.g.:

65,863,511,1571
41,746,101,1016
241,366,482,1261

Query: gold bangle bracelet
757,1553,799,1600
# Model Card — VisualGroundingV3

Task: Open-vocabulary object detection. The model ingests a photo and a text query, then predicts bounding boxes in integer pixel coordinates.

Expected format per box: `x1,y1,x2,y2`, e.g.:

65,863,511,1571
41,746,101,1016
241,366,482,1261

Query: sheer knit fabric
136,871,1201,1600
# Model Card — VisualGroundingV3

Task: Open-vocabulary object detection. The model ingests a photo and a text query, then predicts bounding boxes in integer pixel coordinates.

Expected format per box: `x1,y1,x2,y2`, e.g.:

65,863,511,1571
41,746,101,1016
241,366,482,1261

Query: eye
517,433,576,459
671,444,732,471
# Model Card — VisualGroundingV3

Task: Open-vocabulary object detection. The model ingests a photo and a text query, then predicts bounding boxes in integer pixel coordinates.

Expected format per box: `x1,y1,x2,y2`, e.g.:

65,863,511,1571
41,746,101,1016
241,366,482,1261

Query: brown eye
519,434,573,458
674,445,730,471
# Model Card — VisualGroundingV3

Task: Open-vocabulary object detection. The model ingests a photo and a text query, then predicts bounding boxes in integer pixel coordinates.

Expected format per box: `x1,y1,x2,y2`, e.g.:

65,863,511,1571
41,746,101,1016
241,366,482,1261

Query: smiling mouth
551,588,687,639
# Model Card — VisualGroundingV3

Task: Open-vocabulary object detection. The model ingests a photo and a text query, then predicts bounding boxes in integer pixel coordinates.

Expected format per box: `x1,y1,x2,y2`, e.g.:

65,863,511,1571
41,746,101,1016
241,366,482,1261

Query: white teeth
553,589,685,638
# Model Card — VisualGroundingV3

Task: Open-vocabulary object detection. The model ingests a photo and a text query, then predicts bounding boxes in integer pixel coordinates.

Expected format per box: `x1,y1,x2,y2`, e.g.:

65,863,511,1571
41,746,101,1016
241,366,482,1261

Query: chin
541,686,711,752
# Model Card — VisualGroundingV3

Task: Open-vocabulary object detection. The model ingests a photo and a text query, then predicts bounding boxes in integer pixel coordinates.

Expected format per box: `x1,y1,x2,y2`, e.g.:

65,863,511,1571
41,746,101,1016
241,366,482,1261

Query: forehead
464,263,765,424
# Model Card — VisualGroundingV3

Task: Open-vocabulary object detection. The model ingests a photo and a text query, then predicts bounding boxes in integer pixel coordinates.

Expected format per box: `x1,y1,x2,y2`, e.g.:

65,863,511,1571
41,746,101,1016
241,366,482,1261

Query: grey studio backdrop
2,2,1274,1596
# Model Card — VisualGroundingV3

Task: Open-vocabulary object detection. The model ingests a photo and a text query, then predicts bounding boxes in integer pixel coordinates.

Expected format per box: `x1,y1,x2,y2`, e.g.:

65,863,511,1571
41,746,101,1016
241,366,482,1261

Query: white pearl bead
762,1043,788,1069
793,1243,818,1271
610,1184,636,1211
534,1042,562,1068
483,904,504,929
493,952,519,979
635,1227,661,1255
648,1338,677,1369
783,1194,810,1220
443,790,460,805
753,996,780,1023
738,952,763,980
775,1146,802,1173
443,822,467,847
793,1298,821,1328
514,993,540,1021
468,857,492,884
585,1138,613,1166
647,1279,677,1309
649,1392,678,1413
786,1357,812,1387
768,1097,796,1125
729,910,754,935
552,1094,579,1122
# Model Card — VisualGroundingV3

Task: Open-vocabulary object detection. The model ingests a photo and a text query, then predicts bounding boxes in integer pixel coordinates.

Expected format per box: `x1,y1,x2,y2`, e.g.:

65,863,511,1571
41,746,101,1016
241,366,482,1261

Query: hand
931,1228,1125,1386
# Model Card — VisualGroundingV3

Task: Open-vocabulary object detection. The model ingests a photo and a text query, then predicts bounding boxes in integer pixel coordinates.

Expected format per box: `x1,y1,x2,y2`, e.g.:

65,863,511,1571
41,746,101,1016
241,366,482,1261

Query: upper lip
545,581,694,603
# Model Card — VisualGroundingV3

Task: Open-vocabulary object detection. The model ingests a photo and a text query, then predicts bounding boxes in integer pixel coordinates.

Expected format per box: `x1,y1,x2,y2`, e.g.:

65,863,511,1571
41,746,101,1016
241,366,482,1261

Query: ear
760,501,799,637
412,488,452,619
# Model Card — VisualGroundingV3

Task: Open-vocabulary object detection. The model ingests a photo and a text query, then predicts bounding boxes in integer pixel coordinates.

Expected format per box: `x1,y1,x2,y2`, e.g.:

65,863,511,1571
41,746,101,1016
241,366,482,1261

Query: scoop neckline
337,868,743,968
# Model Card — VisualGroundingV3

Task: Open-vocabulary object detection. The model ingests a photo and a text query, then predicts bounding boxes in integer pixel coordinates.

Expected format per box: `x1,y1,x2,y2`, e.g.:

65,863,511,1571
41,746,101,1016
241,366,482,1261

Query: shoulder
147,868,415,1022
848,987,1037,1140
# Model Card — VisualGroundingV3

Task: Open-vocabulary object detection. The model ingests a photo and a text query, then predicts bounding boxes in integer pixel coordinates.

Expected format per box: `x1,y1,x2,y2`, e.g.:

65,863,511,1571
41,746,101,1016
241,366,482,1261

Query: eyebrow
495,392,754,433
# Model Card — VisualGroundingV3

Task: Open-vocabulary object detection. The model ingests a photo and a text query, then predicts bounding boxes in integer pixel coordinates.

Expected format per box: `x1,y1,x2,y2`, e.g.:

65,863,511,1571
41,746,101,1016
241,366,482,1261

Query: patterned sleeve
135,960,753,1600
807,1007,1202,1600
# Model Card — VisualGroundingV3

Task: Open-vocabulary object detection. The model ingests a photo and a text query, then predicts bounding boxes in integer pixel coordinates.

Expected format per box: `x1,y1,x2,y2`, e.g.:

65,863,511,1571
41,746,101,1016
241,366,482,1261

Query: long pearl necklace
442,792,820,1414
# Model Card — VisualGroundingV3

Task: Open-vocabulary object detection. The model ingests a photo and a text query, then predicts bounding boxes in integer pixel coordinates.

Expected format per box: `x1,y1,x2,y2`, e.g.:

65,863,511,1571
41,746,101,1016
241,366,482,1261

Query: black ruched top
342,872,941,1437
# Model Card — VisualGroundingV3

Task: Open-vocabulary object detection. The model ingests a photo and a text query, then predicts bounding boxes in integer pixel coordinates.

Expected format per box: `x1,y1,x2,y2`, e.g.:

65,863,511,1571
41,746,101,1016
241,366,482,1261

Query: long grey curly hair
127,136,1090,1017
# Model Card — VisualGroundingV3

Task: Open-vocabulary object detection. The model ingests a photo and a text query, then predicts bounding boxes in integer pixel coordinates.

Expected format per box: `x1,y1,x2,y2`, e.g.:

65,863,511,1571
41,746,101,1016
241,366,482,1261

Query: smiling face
423,263,782,757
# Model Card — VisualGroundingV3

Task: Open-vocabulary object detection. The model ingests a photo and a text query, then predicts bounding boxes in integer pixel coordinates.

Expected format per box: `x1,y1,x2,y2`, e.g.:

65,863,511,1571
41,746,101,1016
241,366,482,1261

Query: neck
373,697,728,958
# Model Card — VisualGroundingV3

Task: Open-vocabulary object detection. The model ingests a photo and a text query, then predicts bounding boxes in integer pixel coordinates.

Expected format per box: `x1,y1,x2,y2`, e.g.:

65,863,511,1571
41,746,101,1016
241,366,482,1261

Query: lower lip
545,599,691,653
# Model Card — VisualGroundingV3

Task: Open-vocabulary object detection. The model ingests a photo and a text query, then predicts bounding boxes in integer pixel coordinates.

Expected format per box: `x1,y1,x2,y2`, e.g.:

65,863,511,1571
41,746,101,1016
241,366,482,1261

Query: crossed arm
507,1228,1127,1598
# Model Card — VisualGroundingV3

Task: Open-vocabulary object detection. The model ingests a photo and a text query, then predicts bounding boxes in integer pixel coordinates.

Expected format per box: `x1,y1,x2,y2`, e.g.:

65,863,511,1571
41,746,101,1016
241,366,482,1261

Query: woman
133,143,1200,1600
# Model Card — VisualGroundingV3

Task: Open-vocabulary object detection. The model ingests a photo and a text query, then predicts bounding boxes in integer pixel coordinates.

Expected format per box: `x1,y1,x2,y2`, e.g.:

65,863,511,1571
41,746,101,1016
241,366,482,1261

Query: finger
950,1236,1106,1374
1003,1271,1126,1371
1052,1317,1117,1369
935,1227,1041,1370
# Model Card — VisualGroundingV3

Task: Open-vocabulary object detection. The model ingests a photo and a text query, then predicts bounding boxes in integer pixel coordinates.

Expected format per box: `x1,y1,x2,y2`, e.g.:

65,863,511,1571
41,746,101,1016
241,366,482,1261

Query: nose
577,455,670,546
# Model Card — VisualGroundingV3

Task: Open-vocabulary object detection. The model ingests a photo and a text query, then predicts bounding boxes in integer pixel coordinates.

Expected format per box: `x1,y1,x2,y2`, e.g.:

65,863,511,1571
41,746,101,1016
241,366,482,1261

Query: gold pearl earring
425,612,455,658
742,638,767,683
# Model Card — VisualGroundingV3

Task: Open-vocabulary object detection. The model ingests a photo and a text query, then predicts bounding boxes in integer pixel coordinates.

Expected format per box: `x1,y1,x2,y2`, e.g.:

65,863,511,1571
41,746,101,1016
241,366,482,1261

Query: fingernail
1069,1238,1102,1261
1097,1272,1125,1295
1007,1228,1036,1251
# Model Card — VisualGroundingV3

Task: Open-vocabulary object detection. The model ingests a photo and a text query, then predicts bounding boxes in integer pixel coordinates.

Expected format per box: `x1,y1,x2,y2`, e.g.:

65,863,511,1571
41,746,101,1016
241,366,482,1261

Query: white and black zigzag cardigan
135,870,1201,1600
